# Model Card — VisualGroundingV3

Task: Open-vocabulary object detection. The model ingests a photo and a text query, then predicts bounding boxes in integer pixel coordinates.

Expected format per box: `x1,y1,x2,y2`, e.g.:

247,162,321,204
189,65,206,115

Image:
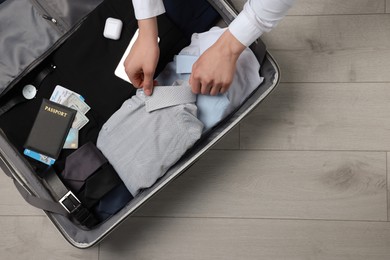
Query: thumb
142,71,154,96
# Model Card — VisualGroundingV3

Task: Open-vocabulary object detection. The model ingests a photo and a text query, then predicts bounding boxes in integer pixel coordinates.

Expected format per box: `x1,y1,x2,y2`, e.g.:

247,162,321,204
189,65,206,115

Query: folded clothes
156,27,264,131
97,87,203,196
93,183,133,221
61,142,108,192
97,27,262,197
60,142,133,222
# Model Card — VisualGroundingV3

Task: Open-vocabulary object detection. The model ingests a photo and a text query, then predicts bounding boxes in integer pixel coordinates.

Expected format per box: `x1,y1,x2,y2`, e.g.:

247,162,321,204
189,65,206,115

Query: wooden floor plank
387,0,390,13
263,15,390,51
260,15,390,83
387,152,390,222
0,169,43,216
288,0,385,15
0,216,98,260
135,150,387,221
273,50,390,83
240,83,390,151
211,125,240,150
100,217,390,260
230,0,385,15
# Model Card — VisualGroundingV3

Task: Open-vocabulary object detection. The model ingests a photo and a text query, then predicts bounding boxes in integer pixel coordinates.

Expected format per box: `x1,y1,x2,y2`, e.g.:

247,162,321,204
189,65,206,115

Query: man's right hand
124,17,159,96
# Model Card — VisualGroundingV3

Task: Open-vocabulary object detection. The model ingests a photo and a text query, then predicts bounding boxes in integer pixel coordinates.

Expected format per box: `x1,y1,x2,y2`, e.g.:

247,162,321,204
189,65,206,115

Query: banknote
51,86,90,130
63,93,90,114
72,111,89,130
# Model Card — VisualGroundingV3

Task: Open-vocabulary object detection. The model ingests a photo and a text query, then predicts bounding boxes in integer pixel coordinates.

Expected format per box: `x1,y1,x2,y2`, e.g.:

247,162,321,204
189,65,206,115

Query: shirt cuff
132,0,166,20
228,12,265,47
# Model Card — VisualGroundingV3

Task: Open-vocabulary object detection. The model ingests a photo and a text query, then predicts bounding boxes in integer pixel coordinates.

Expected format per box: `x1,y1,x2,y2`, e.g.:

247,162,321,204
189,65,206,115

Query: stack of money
50,85,91,149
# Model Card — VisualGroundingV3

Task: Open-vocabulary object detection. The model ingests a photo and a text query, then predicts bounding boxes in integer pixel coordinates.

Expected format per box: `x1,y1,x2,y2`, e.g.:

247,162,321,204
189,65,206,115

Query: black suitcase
0,0,280,248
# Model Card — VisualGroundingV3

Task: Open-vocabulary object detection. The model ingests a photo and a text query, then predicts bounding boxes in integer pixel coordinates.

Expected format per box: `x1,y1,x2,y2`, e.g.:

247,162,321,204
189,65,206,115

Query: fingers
189,73,201,94
209,84,223,96
125,66,156,96
126,72,142,89
190,73,214,95
141,70,154,96
190,74,230,96
123,29,160,96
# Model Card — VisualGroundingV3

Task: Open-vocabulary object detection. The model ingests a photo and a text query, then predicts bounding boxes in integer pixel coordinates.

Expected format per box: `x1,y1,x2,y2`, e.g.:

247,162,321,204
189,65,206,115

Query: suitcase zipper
0,0,69,98
31,0,68,34
42,14,58,25
0,0,77,98
0,15,87,98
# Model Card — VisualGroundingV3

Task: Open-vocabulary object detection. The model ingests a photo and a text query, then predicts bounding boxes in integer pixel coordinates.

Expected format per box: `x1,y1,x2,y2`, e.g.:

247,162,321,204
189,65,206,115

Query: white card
50,85,84,103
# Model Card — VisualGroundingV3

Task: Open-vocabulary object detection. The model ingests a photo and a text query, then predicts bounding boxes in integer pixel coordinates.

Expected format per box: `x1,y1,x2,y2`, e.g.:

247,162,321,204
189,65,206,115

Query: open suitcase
0,0,280,248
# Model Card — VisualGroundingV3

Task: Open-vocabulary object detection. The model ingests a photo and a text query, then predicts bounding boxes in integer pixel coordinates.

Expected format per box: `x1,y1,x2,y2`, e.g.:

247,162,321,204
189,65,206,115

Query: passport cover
24,99,76,159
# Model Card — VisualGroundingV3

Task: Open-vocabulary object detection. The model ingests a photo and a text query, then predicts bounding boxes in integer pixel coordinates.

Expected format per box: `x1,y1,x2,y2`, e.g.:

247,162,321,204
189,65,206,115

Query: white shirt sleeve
229,0,295,46
132,0,166,20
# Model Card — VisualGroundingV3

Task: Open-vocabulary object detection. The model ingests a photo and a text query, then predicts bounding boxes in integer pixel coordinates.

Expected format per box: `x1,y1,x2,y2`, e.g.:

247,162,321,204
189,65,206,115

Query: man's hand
190,29,246,96
124,17,159,96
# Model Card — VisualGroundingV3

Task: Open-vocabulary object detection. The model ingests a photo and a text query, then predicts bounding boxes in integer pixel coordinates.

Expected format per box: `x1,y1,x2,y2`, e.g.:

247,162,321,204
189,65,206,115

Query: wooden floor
2,0,390,259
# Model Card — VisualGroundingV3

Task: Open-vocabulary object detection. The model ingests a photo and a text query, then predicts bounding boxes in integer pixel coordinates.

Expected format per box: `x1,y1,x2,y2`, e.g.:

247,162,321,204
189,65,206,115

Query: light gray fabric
145,81,196,112
0,0,61,93
156,27,263,131
45,0,104,27
0,0,103,95
97,88,203,196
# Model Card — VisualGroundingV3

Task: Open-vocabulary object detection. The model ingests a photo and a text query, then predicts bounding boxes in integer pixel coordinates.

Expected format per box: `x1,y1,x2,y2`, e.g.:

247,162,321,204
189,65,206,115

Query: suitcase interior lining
0,0,203,175
0,0,223,224
0,0,277,246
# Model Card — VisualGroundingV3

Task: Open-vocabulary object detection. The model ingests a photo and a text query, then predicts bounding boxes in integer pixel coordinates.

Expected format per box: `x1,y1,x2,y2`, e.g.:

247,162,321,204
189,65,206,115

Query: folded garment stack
97,27,263,197
156,26,264,131
97,85,203,196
